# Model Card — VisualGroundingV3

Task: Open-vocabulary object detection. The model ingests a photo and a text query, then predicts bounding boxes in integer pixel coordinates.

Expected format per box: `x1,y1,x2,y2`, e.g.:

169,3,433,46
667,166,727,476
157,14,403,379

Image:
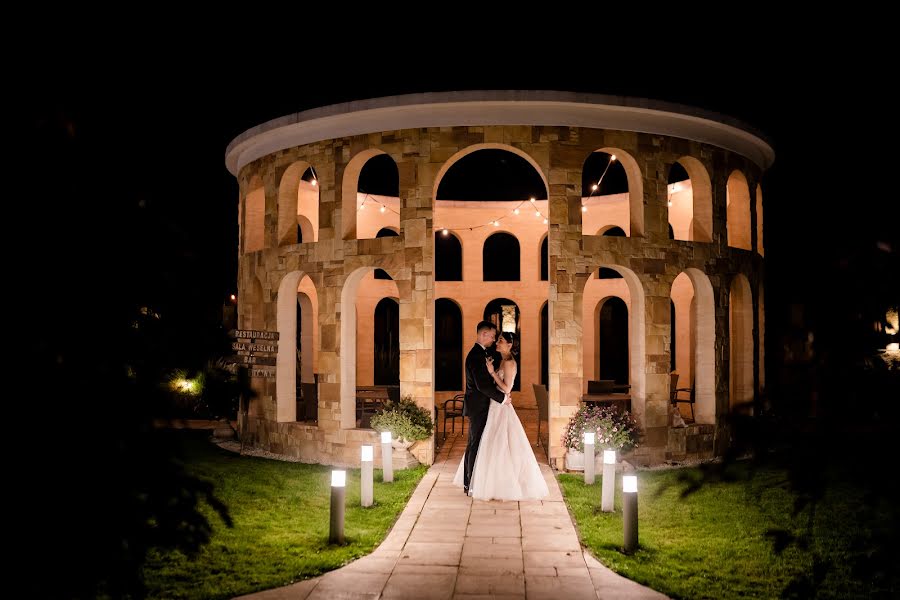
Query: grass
143,433,427,600
558,464,891,599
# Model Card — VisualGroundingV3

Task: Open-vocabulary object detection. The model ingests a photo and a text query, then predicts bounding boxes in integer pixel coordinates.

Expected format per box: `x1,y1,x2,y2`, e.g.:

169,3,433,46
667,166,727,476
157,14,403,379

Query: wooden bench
356,385,399,428
581,393,632,414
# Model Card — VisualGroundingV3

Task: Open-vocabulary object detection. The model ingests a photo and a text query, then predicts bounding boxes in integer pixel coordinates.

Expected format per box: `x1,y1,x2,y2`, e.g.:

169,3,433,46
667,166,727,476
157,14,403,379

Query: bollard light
622,474,638,553
583,432,596,485
361,445,374,507
329,470,346,544
601,449,616,512
381,431,393,483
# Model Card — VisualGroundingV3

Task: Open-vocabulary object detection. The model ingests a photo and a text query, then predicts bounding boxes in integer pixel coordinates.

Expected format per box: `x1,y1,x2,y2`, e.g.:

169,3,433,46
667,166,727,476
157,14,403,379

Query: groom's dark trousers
463,343,506,491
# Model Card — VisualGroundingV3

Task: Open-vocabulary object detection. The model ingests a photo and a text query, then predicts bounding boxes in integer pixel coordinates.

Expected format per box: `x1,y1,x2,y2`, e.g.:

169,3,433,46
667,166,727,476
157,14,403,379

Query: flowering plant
562,404,639,454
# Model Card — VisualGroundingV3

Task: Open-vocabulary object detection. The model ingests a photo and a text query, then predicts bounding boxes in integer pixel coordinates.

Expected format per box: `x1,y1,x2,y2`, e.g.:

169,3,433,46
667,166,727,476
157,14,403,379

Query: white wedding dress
453,364,549,501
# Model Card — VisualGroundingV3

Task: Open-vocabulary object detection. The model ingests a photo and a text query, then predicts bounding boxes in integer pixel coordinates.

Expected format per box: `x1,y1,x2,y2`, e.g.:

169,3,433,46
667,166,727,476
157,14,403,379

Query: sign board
229,329,279,341
231,342,277,353
224,355,277,366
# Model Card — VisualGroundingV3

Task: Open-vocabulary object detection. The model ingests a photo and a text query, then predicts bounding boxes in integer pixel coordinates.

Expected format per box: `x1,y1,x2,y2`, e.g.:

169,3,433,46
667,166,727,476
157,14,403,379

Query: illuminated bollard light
381,431,393,483
583,432,595,485
623,474,638,553
601,449,616,512
330,470,346,544
361,445,374,507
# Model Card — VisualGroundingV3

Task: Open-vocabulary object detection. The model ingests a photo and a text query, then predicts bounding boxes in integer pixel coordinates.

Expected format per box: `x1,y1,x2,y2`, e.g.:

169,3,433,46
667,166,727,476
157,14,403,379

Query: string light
435,198,549,232
357,192,401,216
581,153,617,213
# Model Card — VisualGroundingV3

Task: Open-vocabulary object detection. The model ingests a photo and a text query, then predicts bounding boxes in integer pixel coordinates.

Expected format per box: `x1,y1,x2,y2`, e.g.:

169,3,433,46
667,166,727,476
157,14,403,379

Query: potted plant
370,394,434,449
562,404,639,471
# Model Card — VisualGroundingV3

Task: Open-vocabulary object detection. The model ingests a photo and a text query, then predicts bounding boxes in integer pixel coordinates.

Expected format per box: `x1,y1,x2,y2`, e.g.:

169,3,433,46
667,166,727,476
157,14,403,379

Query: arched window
602,226,626,237
374,298,399,386
540,236,548,281
436,232,462,281
598,297,629,384
484,298,521,391
435,299,463,391
540,302,549,385
483,233,520,281
376,228,399,238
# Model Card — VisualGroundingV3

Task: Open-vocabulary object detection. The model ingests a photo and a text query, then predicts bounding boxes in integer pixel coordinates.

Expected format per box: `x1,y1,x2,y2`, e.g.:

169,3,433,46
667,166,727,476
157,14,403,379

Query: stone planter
391,438,415,451
565,449,585,471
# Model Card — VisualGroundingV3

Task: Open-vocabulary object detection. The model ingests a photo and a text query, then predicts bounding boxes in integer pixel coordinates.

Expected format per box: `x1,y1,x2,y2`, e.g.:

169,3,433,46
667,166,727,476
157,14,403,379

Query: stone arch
755,183,764,256
356,272,400,388
436,230,463,282
584,274,632,383
278,161,319,245
672,156,713,243
677,268,716,424
276,271,319,423
670,272,696,419
727,170,752,250
341,149,400,240
730,273,754,411
579,266,645,409
243,176,265,254
435,298,464,391
584,147,644,238
296,214,314,244
340,267,400,428
432,143,549,202
483,231,521,281
376,227,399,237
597,225,627,236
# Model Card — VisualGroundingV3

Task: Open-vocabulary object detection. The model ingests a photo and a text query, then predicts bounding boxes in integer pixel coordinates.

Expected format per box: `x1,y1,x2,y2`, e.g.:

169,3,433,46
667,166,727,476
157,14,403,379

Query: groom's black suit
463,343,506,492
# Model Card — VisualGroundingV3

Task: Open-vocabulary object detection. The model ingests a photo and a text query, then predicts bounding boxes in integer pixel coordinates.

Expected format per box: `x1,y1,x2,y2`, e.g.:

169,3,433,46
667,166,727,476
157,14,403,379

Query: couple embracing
453,321,549,501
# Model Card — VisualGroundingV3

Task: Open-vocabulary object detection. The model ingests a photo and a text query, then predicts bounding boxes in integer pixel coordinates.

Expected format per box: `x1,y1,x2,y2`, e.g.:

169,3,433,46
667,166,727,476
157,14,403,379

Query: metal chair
670,372,695,423
442,394,465,440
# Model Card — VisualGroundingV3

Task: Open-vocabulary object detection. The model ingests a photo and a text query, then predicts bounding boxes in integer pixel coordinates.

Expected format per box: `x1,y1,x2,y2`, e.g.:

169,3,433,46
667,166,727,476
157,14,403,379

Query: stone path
237,431,667,599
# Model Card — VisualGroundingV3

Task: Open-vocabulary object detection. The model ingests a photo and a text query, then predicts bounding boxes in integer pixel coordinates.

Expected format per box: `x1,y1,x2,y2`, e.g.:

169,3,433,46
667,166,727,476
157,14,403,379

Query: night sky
24,55,897,388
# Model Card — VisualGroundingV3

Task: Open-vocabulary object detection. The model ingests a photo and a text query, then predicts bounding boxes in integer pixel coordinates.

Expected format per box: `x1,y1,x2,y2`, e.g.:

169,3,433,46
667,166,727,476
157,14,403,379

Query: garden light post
583,432,595,485
623,474,638,553
329,470,346,544
381,431,393,483
361,445,374,507
601,449,616,512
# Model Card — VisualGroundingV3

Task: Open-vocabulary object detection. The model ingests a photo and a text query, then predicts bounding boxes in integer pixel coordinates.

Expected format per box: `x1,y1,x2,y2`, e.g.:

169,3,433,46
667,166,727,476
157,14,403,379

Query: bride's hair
499,332,519,358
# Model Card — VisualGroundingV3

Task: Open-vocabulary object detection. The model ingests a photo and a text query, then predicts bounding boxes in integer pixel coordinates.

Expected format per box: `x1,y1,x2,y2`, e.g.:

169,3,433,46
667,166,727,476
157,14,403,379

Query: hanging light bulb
513,208,520,215
581,205,587,212
380,205,386,213
610,154,617,162
543,218,548,224
492,220,500,227
441,228,449,236
591,183,598,192
535,210,541,217
529,197,536,203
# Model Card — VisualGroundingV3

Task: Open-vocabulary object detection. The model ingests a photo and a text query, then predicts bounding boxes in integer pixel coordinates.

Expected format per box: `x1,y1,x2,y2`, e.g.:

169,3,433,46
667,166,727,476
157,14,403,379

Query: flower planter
565,449,585,471
391,438,415,451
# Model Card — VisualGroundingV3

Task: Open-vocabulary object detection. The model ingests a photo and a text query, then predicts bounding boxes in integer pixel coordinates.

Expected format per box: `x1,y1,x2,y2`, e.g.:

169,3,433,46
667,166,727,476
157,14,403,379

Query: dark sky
24,52,897,368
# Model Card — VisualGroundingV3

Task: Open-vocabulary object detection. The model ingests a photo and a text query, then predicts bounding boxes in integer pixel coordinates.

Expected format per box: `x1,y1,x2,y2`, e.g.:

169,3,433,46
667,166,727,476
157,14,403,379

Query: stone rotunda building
224,91,772,470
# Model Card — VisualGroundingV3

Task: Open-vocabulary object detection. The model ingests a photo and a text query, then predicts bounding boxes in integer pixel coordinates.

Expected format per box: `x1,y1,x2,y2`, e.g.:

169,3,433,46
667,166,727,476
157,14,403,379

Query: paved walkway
238,430,667,599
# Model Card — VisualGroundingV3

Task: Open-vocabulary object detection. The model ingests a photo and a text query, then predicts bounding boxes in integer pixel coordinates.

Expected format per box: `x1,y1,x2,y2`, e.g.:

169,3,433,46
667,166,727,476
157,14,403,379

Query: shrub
370,394,433,441
562,404,639,454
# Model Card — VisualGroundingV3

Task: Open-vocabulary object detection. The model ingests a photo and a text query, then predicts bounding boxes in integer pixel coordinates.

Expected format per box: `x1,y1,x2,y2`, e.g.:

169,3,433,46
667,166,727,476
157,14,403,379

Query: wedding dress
453,364,549,501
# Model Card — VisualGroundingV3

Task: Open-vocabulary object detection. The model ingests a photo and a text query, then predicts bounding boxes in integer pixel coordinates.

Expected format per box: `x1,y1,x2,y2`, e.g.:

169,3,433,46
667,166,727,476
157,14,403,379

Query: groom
463,321,510,495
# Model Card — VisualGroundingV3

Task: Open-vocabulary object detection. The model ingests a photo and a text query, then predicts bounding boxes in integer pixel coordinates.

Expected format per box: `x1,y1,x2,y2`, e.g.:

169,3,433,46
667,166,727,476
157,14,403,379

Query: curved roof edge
225,90,775,175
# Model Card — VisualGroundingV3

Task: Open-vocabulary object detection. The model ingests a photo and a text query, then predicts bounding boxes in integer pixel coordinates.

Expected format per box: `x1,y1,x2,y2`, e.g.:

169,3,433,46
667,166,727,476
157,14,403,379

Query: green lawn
143,434,427,600
558,464,889,599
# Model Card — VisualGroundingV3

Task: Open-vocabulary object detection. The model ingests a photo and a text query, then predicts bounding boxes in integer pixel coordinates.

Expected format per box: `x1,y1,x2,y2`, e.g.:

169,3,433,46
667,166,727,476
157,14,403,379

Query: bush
562,404,639,454
370,394,433,442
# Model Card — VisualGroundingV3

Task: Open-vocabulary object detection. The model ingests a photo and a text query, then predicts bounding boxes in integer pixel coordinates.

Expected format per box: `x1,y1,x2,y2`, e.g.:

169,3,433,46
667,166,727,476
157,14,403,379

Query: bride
453,332,549,501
